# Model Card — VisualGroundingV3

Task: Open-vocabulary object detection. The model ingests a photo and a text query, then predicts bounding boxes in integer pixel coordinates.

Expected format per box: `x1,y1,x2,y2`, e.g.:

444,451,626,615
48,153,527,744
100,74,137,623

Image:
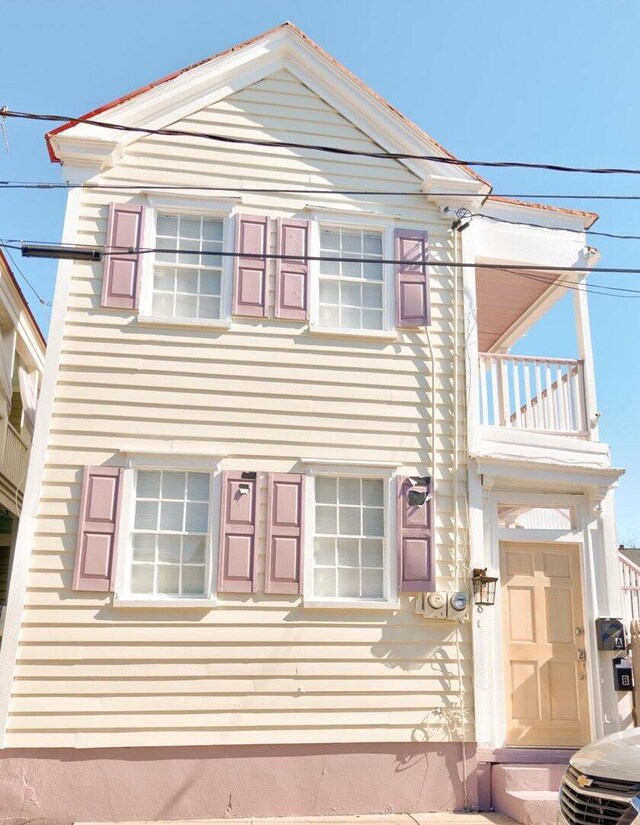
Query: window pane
154,270,175,292
363,309,383,330
315,477,337,504
160,500,184,531
362,539,383,568
132,534,155,562
319,280,339,304
131,564,154,594
199,296,220,319
176,270,199,295
182,565,205,595
339,506,361,536
314,536,335,565
200,272,221,296
180,217,201,239
157,534,180,563
338,567,359,598
363,507,384,537
137,471,160,499
183,535,206,564
135,500,158,531
339,477,360,504
319,305,340,327
361,568,384,598
316,504,337,534
341,282,361,307
320,230,340,250
157,565,180,595
363,283,383,309
175,293,198,318
157,215,178,236
337,537,359,567
152,293,174,317
162,472,186,499
342,232,361,253
202,219,223,241
314,567,336,597
362,479,383,506
363,233,382,255
186,502,209,533
341,306,361,329
187,473,210,501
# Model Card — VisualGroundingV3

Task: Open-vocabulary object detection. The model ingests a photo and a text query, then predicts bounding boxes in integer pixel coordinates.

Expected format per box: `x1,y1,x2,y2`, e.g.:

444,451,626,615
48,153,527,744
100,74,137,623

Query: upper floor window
153,213,224,321
318,227,385,331
129,469,212,598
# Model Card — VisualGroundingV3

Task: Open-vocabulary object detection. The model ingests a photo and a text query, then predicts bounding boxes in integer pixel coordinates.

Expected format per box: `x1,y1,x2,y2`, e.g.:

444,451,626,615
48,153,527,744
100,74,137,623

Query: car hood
572,728,640,782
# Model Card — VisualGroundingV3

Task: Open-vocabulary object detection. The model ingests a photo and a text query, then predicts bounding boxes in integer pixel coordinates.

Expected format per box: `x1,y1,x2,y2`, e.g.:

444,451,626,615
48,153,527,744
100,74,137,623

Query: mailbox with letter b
595,617,627,651
613,657,634,691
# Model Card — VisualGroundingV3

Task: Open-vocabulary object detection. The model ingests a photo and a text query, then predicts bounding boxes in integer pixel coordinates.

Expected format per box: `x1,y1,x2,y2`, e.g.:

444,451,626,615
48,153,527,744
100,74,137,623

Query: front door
501,542,590,747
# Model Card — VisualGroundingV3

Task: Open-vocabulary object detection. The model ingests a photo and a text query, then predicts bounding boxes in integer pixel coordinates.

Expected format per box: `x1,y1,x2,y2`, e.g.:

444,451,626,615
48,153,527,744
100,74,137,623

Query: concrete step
491,764,568,825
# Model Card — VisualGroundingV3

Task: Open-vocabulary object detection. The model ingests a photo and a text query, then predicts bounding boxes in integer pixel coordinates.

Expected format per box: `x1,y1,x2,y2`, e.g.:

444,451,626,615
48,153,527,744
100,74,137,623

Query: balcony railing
620,552,640,622
479,353,588,435
2,421,30,492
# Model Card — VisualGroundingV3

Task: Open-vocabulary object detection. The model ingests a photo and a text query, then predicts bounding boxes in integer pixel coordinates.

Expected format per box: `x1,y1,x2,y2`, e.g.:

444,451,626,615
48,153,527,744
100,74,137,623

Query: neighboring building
619,545,640,621
0,251,45,632
0,23,626,825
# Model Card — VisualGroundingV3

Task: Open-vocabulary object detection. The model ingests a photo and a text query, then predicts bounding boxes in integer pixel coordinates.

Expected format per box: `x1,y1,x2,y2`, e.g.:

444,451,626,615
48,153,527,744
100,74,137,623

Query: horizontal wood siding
5,70,471,748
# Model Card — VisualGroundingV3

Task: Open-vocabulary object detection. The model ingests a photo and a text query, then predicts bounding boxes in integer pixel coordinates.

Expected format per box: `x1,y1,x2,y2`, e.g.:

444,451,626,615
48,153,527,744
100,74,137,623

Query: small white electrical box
422,591,447,620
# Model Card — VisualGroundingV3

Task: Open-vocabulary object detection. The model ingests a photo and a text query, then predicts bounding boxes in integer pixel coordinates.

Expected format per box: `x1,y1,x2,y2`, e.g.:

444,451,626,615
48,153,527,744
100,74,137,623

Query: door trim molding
472,488,602,750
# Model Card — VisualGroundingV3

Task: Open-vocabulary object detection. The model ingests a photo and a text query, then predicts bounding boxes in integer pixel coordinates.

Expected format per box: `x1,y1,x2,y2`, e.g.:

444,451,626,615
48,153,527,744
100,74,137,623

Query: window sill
307,325,397,342
113,596,217,609
303,598,400,611
137,315,231,331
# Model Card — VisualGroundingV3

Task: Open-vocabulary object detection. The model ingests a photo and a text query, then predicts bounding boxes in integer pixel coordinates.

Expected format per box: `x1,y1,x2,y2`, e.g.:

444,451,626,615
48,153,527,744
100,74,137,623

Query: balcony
0,416,30,513
479,353,588,436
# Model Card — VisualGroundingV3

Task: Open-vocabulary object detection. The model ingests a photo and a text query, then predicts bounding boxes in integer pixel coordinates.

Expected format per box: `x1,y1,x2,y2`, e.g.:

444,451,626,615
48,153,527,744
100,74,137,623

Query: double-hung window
312,475,388,601
129,469,212,598
152,213,224,321
318,226,385,331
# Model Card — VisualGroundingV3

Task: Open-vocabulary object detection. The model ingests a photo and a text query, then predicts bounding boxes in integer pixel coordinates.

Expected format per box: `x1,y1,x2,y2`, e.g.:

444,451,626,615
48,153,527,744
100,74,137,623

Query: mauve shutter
397,476,434,592
218,471,259,593
275,220,309,321
396,228,430,327
233,215,269,317
265,473,304,594
73,466,123,592
102,203,144,310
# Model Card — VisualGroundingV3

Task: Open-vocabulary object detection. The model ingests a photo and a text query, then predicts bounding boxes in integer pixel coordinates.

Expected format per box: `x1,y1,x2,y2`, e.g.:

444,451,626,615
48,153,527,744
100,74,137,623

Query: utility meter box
422,591,447,620
613,657,634,691
595,618,627,651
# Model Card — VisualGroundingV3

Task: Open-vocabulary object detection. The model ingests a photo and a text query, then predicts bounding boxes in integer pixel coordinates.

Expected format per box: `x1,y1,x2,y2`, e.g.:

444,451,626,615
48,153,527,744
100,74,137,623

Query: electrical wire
3,181,640,201
0,240,52,307
6,108,640,175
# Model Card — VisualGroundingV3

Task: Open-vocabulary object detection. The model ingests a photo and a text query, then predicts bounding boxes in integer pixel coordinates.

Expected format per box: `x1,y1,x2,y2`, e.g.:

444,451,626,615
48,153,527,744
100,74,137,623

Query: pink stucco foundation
0,742,477,825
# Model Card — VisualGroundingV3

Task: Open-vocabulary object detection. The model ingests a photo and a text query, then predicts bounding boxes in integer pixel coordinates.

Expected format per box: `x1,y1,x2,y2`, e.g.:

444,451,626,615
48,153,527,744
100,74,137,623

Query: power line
6,108,640,176
0,240,51,307
2,181,640,201
467,212,640,241
5,240,640,300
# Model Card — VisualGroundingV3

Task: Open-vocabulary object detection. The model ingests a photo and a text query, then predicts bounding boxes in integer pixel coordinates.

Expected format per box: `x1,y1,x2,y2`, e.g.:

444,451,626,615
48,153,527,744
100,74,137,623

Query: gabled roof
45,22,489,194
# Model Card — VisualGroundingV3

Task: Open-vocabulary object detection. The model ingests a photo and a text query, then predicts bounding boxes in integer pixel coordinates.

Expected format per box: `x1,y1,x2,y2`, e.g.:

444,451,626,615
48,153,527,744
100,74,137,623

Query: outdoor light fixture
471,568,498,607
407,476,432,507
21,243,103,262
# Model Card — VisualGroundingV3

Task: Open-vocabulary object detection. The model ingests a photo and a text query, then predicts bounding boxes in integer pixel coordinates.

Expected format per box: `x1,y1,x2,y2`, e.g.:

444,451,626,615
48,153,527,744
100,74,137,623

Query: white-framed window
318,227,385,330
153,214,224,321
115,457,222,606
138,197,235,327
310,214,395,335
304,466,397,607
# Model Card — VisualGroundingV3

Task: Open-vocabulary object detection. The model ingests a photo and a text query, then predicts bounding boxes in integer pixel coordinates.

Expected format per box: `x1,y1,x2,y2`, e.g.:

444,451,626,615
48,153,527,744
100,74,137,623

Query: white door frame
472,489,603,750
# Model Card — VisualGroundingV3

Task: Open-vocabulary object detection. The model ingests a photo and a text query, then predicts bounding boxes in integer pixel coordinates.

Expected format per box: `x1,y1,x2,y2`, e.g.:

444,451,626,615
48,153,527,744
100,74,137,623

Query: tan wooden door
501,542,590,747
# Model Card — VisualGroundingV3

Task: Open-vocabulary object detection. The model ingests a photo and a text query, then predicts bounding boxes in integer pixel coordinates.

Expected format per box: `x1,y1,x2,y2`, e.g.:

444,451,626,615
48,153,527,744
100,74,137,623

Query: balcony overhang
470,198,599,352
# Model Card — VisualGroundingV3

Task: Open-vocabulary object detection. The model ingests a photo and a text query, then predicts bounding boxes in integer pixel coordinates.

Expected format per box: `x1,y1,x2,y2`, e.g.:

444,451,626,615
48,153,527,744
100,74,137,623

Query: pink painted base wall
0,743,477,825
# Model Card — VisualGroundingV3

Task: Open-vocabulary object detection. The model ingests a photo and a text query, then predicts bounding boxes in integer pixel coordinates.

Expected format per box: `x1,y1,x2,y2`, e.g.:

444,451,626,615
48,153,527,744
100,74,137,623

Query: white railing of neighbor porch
620,552,640,623
479,353,587,435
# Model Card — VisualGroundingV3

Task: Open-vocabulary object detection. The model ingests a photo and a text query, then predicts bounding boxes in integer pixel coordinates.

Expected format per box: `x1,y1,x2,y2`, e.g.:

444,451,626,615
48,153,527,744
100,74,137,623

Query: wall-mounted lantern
472,568,498,608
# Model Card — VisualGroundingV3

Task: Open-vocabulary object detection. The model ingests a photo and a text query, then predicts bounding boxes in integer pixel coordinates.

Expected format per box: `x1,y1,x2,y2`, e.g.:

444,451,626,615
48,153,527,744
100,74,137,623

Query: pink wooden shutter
396,228,430,327
275,220,309,321
233,215,269,317
397,476,434,592
218,471,259,593
102,203,144,310
265,473,305,594
73,466,123,592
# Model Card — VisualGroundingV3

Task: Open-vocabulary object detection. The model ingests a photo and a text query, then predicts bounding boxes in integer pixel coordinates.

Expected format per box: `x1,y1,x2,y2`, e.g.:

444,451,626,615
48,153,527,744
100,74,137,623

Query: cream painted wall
3,70,471,748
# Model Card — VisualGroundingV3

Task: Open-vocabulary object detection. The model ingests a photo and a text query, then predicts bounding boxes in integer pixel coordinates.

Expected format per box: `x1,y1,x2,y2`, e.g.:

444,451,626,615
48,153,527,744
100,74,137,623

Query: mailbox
595,618,627,651
613,657,634,691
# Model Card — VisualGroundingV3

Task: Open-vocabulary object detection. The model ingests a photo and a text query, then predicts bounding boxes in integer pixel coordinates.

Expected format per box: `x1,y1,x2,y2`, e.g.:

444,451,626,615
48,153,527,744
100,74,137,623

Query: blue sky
2,0,639,539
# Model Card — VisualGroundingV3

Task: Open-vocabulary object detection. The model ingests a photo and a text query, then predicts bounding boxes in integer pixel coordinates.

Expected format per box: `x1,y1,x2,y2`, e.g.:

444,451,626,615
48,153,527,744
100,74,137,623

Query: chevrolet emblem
577,775,594,788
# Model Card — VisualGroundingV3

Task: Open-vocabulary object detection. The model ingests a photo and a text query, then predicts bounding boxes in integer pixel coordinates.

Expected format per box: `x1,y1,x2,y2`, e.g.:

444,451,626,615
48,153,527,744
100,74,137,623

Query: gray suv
559,729,640,825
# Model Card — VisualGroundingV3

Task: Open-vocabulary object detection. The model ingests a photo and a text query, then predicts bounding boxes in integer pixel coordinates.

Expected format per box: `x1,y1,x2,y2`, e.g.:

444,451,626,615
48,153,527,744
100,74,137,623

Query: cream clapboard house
0,22,627,825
